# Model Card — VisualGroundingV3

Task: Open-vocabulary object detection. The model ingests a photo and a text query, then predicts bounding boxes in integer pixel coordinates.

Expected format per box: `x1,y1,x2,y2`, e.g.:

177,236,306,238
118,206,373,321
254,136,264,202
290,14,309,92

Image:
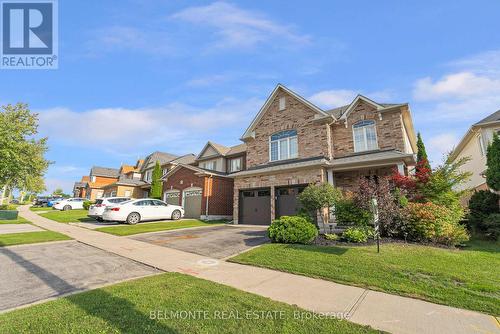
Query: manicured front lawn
96,219,225,236
230,240,500,316
29,206,52,212
40,209,94,223
0,273,378,334
0,230,71,246
0,217,30,224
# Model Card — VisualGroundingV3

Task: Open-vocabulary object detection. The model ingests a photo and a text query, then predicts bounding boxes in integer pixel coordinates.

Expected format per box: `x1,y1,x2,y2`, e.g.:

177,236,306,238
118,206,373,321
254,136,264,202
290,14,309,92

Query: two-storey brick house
231,84,417,225
162,141,246,220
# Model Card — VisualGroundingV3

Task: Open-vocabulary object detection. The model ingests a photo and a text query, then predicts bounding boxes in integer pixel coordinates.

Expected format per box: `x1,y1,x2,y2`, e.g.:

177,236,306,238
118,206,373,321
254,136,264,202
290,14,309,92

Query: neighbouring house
161,142,246,220
231,84,417,225
72,176,89,198
138,151,180,198
450,109,500,192
101,160,145,198
84,166,120,200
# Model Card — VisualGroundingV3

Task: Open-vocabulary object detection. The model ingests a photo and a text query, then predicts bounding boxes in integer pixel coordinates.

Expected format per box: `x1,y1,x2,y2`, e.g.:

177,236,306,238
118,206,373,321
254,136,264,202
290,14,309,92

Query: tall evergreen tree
486,133,500,191
416,132,431,171
150,160,163,199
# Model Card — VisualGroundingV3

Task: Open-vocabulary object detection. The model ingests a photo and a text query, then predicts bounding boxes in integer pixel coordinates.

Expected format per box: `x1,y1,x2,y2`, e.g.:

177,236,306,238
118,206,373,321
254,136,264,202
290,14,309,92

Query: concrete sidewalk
18,206,500,334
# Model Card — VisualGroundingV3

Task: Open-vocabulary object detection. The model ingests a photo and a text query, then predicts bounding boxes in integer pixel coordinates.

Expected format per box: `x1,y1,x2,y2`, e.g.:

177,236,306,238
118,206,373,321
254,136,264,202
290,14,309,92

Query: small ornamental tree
150,160,163,199
298,183,342,231
416,132,431,171
486,133,500,191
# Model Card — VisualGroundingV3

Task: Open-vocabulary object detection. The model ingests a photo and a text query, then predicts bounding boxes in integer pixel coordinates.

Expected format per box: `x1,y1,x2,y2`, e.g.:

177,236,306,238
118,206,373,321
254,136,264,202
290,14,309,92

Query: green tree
416,132,431,171
486,133,500,191
150,160,163,199
0,103,50,204
52,187,69,198
298,183,342,231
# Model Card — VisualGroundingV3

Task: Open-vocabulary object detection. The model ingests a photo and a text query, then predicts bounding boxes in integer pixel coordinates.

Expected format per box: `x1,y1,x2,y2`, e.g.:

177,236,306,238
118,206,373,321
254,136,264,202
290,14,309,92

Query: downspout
205,175,212,220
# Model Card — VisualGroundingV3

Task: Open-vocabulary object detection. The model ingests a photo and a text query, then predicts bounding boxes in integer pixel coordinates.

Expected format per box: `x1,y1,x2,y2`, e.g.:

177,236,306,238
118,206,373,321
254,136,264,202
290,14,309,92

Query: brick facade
233,168,325,223
331,101,405,158
163,166,233,219
333,166,395,192
245,90,332,168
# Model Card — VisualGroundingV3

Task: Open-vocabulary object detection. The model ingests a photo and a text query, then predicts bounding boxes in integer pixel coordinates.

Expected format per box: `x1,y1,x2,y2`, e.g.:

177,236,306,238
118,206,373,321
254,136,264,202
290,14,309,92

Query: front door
239,188,271,225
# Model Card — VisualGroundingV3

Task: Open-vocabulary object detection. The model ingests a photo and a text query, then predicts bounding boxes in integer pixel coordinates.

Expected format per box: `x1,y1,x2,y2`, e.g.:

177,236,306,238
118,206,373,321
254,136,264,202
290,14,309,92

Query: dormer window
279,97,286,111
269,130,298,162
203,160,216,170
353,120,378,152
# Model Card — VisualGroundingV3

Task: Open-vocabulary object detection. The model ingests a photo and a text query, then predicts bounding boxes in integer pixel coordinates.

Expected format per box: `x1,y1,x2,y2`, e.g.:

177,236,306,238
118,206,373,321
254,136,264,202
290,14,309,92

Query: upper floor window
229,158,242,172
353,120,378,152
91,176,96,183
203,160,216,170
145,170,152,182
269,130,298,162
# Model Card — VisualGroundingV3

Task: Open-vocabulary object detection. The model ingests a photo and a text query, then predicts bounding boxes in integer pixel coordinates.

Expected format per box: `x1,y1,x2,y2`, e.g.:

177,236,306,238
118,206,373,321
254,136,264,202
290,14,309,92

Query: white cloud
308,90,357,109
171,2,309,49
186,74,232,87
427,133,459,164
413,72,500,101
412,49,500,121
87,26,174,56
308,89,397,110
36,98,261,153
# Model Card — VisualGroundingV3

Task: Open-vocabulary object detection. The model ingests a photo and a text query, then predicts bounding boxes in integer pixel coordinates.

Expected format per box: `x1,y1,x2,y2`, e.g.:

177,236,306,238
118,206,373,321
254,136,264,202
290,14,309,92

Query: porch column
397,163,405,175
270,185,276,222
327,168,335,223
327,169,334,186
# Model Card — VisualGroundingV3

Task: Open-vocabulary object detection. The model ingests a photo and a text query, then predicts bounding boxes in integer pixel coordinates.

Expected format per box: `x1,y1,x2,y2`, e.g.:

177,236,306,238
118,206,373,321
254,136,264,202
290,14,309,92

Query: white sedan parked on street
88,197,131,221
102,199,184,224
53,198,86,211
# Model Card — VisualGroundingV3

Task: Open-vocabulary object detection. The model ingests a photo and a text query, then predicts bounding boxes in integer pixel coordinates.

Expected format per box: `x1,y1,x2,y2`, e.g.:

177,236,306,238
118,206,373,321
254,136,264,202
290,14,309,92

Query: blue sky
2,0,500,194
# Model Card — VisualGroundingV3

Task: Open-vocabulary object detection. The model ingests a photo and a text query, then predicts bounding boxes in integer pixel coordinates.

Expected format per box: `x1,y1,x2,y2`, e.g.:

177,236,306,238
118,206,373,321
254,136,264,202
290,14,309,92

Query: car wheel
171,210,181,220
96,217,103,222
126,212,141,225
63,205,71,211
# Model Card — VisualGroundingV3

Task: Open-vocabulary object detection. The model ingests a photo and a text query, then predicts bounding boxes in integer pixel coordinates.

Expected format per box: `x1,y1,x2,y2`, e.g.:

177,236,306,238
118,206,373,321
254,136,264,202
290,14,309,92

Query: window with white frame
203,160,216,170
145,170,152,182
269,130,298,162
352,120,378,152
229,158,242,172
91,176,96,182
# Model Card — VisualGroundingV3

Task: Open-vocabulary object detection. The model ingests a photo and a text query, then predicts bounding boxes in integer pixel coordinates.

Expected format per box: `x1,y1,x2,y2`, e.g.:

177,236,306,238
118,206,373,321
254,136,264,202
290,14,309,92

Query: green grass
40,209,94,223
29,206,52,212
230,239,500,316
0,230,71,247
96,219,225,236
0,216,30,224
0,273,379,334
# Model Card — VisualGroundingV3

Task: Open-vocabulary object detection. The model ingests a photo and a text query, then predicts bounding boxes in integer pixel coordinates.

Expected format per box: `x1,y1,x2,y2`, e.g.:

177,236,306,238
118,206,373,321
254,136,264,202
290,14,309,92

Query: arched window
269,130,298,161
353,120,378,152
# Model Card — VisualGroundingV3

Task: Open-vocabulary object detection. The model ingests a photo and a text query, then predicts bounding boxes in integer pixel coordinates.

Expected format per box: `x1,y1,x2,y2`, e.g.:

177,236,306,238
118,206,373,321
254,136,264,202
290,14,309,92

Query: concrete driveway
0,241,159,312
130,225,269,259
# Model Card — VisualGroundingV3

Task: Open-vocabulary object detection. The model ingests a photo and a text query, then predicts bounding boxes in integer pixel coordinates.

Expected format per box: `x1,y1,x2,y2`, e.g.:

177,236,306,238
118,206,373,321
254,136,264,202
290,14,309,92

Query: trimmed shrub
335,200,373,226
268,216,318,245
401,202,469,246
341,227,373,243
324,233,339,241
83,200,94,210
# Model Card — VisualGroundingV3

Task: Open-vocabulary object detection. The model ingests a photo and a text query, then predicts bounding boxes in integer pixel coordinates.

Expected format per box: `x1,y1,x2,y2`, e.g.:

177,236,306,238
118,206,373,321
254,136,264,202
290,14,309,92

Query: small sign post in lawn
371,198,380,253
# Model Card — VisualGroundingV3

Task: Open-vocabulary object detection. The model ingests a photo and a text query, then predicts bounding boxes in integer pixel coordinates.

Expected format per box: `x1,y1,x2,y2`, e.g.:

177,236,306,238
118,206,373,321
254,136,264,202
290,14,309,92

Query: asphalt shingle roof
475,110,500,125
90,166,120,178
141,151,178,171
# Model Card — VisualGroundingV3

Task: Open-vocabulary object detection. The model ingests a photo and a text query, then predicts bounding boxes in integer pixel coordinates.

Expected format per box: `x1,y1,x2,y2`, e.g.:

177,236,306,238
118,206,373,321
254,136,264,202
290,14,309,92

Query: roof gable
339,95,385,120
241,84,330,140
